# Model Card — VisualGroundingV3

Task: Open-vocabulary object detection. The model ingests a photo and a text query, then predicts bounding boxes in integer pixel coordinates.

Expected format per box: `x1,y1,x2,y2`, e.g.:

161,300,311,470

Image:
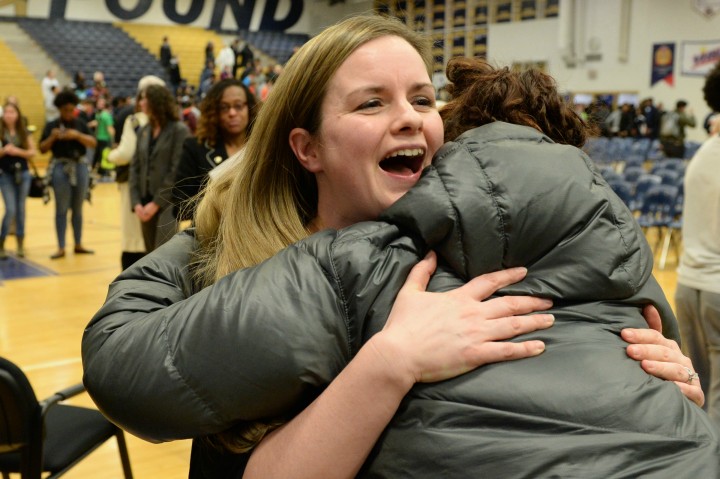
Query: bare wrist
362,333,416,393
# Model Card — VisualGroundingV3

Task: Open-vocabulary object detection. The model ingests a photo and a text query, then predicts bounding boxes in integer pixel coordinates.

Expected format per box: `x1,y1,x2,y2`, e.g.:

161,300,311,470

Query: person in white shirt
215,43,235,77
41,69,59,102
675,61,720,428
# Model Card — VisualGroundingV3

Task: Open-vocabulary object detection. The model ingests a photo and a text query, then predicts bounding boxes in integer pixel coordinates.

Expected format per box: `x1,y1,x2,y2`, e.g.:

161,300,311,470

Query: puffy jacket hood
384,122,656,302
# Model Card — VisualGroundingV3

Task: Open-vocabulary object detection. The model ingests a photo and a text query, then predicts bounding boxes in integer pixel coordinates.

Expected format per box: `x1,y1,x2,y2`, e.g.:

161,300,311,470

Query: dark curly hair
53,89,79,108
144,84,178,127
195,79,258,146
440,57,593,147
703,61,720,112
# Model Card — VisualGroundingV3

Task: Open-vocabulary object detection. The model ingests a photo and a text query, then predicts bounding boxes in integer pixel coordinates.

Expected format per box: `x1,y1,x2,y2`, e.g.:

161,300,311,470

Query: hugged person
83,15,712,478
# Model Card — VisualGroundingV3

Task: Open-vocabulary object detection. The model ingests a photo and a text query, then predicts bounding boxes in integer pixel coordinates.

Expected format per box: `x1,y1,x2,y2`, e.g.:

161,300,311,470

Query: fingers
458,267,528,301
400,251,437,293
476,295,554,320
467,339,547,366
626,343,689,369
624,329,705,406
622,328,679,353
477,313,555,342
641,305,662,333
675,382,705,408
639,360,705,407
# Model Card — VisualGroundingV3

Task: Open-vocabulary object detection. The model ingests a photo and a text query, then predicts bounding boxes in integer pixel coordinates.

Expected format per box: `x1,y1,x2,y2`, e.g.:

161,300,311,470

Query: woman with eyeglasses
173,79,258,221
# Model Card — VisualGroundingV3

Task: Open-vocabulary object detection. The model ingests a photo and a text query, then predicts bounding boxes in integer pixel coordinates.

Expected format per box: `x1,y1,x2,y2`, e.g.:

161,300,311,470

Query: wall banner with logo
681,40,720,76
651,42,675,87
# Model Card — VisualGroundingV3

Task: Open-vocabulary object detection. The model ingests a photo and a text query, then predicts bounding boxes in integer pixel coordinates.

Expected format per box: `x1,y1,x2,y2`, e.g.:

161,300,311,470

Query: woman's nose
392,101,423,133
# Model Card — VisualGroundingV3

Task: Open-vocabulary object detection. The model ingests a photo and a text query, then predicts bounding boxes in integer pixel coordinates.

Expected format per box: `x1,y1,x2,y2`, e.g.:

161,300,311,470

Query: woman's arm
3,136,37,159
152,123,190,210
39,127,59,153
65,128,97,148
83,231,552,444
107,116,139,166
172,137,203,220
245,253,553,479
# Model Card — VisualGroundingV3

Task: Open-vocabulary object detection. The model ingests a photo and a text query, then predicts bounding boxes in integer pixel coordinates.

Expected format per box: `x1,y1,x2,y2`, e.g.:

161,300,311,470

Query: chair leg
658,228,673,270
115,430,134,479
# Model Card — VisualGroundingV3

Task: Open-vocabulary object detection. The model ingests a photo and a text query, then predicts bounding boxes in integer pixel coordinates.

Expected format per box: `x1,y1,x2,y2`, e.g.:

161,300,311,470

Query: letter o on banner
106,0,152,20
163,0,204,24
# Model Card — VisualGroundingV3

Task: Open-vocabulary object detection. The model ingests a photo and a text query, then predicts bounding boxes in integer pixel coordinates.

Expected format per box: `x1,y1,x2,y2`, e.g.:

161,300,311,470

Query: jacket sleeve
172,137,203,221
107,115,138,166
153,122,190,209
82,231,352,442
128,126,144,208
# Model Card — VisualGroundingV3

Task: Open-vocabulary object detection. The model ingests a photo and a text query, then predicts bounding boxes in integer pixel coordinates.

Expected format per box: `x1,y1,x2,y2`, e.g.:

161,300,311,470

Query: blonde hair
195,14,432,286
192,13,432,452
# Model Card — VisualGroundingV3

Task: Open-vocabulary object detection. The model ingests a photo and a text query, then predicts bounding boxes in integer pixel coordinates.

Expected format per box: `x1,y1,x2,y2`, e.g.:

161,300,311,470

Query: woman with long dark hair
173,79,258,220
0,102,37,259
129,84,189,251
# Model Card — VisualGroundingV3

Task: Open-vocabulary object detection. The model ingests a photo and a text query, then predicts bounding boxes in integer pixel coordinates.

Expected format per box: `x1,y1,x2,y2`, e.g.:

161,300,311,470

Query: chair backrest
607,179,634,207
658,158,685,171
652,168,680,186
639,184,679,217
599,167,621,183
622,166,645,183
0,357,41,453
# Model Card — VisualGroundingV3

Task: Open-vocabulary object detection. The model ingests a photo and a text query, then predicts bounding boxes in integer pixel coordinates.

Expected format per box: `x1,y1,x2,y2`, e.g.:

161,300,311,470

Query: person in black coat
173,79,258,221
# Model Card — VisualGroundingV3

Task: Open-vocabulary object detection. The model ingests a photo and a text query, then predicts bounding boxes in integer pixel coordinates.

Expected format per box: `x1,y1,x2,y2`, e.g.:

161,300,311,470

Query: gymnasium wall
2,0,719,142
0,0,372,35
489,0,720,142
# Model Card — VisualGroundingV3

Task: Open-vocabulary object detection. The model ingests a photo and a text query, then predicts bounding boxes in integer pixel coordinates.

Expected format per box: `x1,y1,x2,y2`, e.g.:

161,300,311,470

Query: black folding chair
0,356,133,479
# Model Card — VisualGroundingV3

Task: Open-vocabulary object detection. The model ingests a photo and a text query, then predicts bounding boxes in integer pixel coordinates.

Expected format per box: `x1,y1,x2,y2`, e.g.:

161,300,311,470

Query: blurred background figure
0,102,37,259
215,41,235,80
129,84,189,251
107,75,165,269
160,36,172,74
39,89,97,259
173,79,257,221
88,96,115,180
659,99,696,158
675,62,720,429
204,40,215,65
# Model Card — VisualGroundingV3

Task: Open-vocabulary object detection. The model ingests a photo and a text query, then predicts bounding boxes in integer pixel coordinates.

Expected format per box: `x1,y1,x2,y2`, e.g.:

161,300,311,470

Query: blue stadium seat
17,18,168,98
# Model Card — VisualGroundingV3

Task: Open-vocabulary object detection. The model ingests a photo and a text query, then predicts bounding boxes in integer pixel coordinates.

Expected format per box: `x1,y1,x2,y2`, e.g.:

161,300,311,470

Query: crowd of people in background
578,96,697,145
0,34,283,263
0,35,714,268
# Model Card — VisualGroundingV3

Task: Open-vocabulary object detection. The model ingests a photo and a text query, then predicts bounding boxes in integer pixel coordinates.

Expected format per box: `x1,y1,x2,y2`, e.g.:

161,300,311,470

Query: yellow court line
22,357,81,372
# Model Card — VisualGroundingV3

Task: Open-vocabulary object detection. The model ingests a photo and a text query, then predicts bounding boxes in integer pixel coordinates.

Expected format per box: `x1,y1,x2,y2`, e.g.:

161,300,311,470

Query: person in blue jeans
39,89,97,259
0,102,37,259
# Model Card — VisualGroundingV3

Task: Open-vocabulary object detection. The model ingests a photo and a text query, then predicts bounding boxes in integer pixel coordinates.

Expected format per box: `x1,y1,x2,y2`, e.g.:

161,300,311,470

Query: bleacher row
234,29,308,64
584,136,701,270
12,18,308,99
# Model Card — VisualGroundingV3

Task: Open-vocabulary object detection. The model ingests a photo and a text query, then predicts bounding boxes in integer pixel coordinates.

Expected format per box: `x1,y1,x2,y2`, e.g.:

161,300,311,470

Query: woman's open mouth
379,148,425,176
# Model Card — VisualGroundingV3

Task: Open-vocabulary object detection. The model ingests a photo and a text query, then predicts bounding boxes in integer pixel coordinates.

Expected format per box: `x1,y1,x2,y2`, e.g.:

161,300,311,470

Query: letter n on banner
651,42,675,87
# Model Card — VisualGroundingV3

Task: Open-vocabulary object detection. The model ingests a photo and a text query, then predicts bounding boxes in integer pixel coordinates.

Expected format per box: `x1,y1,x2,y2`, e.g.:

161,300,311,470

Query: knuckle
508,316,523,332
502,296,521,314
500,342,517,359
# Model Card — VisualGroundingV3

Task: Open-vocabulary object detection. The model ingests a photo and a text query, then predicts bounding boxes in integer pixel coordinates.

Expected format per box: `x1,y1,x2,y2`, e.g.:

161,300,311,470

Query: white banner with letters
681,40,720,76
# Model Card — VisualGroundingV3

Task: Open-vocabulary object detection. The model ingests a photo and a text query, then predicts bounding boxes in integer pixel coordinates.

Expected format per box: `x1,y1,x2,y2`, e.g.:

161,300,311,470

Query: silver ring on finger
684,366,699,384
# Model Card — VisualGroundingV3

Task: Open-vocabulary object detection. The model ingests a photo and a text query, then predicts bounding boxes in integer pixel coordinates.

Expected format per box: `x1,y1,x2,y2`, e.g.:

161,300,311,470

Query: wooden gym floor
0,181,681,478
0,182,192,478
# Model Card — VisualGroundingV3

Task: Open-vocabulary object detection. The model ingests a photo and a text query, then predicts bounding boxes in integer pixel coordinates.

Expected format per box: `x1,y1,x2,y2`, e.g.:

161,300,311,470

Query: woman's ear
289,127,322,172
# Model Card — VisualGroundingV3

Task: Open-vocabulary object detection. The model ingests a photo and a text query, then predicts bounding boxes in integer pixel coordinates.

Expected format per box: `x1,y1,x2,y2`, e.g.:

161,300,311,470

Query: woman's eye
358,99,383,110
413,96,435,108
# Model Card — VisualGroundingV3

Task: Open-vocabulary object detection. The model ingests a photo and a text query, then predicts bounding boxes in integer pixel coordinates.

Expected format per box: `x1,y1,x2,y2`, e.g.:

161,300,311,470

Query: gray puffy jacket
83,122,720,477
